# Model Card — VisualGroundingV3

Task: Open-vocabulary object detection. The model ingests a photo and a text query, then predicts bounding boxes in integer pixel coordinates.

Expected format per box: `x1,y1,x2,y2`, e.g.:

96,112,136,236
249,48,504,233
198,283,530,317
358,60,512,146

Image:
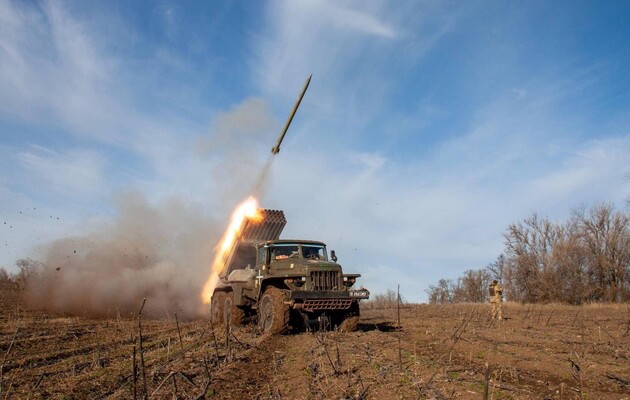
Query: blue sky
1,0,629,302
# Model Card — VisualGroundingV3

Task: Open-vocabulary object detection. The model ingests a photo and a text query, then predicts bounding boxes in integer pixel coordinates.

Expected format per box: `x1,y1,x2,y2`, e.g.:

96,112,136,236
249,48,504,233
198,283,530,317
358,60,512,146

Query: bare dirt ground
1,283,629,399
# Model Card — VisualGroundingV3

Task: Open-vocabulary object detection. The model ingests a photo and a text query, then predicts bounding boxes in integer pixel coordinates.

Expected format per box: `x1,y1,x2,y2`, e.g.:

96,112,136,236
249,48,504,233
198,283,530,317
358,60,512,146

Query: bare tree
546,218,590,303
426,279,455,304
459,269,491,303
426,272,491,304
503,214,562,302
573,204,630,302
487,254,506,281
370,288,399,308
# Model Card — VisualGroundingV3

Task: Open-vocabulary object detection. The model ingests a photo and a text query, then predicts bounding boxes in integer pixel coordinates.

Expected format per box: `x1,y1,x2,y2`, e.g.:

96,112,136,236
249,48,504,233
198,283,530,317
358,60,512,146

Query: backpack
488,285,495,297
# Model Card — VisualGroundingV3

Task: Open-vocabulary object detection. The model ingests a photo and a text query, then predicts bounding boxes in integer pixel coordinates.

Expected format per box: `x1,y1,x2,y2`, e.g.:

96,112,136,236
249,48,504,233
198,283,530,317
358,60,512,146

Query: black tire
210,291,226,326
224,292,246,326
258,287,290,334
338,302,360,332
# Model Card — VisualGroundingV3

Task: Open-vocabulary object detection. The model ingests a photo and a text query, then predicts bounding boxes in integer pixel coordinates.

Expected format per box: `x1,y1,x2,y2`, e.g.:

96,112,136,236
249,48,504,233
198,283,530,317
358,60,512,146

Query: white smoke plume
22,97,278,319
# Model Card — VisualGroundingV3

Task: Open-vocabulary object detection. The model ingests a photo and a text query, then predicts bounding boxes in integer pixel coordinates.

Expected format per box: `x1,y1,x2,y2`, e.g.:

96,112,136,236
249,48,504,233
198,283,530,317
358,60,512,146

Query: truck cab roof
257,240,326,248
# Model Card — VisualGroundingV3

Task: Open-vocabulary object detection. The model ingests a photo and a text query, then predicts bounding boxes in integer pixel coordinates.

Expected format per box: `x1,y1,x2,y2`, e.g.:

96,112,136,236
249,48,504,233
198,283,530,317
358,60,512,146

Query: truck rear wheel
258,287,290,334
224,292,246,326
210,291,226,326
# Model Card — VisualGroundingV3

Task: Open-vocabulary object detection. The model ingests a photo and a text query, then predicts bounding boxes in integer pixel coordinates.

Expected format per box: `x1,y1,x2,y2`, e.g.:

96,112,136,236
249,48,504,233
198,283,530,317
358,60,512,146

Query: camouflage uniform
489,281,503,320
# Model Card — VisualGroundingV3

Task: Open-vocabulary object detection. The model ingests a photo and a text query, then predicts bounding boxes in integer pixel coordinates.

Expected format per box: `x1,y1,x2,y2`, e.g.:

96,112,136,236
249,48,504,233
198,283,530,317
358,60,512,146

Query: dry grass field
1,282,629,399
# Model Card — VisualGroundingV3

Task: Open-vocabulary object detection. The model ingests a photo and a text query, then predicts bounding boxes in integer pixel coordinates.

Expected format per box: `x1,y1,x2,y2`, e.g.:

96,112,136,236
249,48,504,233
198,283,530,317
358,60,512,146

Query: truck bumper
286,289,370,311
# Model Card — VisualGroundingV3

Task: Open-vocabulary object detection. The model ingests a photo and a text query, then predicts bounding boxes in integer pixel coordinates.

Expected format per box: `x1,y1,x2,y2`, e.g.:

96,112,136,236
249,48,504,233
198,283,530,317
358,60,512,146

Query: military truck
210,209,369,334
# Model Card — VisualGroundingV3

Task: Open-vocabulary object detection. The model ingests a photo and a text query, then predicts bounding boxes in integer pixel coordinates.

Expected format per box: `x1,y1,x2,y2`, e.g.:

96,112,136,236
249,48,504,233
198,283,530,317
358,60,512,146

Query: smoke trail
252,155,275,199
198,97,277,203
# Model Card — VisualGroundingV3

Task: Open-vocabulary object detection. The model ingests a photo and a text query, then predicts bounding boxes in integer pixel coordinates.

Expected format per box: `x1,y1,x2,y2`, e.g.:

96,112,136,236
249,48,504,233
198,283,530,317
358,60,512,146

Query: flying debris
271,74,312,155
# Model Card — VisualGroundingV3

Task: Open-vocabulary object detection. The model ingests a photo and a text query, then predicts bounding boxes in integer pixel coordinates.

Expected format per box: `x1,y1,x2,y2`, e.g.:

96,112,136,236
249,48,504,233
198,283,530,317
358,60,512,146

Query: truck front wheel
258,287,290,334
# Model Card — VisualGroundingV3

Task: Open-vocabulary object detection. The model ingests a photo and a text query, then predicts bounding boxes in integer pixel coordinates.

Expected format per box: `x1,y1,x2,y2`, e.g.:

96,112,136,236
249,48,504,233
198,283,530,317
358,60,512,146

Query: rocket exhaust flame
201,196,261,304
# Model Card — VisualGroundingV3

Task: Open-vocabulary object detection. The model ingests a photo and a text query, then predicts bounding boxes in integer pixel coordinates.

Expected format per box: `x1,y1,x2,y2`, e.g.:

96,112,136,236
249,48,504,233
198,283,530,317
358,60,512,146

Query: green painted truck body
211,210,369,333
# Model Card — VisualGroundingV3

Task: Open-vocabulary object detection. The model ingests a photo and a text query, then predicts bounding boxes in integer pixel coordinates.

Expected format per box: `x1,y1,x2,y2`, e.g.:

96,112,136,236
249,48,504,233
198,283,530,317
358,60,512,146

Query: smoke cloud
24,193,217,319
199,97,277,203
22,97,278,319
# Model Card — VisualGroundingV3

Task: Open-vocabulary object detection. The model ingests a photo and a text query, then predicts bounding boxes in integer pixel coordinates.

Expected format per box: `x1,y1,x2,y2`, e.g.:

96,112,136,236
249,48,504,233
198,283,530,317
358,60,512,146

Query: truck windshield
270,243,328,261
271,244,299,261
302,245,327,261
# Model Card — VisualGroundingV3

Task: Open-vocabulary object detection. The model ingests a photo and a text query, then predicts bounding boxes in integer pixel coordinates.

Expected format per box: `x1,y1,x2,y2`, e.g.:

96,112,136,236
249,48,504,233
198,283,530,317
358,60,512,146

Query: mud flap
232,284,243,306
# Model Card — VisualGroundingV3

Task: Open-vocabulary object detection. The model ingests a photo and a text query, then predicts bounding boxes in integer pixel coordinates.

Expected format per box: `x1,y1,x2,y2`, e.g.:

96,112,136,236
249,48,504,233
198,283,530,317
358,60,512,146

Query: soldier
489,280,503,320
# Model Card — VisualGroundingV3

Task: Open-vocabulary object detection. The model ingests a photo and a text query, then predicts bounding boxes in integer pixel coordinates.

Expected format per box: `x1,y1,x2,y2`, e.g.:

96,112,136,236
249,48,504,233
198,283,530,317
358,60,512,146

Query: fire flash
201,196,262,304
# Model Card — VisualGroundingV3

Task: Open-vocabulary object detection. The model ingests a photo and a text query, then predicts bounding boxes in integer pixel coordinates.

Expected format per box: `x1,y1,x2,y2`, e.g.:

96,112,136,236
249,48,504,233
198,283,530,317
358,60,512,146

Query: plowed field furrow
1,297,629,399
0,322,206,362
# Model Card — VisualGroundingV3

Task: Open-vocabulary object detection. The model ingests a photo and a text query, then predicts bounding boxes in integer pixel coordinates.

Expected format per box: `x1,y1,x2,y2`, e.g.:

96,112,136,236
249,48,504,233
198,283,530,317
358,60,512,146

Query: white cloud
527,137,630,207
254,1,400,96
0,1,113,137
350,152,386,170
299,0,397,39
17,145,106,195
0,0,166,150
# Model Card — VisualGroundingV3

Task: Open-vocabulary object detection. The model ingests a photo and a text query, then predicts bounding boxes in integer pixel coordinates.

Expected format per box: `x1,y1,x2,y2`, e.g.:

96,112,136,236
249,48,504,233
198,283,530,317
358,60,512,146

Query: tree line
427,203,630,304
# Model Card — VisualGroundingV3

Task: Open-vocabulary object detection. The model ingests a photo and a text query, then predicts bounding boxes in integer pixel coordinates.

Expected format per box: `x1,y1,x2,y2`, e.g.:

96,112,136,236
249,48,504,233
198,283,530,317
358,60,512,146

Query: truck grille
310,271,339,291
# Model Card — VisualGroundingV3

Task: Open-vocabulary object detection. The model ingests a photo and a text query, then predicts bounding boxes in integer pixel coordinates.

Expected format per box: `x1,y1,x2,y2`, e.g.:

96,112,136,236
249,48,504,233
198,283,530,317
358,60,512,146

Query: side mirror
331,250,337,262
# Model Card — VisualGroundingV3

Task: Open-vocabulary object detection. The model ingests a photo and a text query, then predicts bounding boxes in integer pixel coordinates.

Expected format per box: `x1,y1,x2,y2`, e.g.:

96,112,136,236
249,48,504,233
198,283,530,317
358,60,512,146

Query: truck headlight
285,276,307,287
343,276,356,287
